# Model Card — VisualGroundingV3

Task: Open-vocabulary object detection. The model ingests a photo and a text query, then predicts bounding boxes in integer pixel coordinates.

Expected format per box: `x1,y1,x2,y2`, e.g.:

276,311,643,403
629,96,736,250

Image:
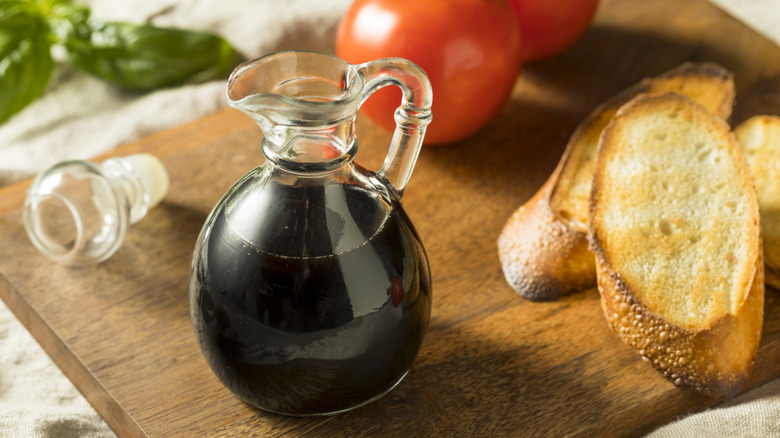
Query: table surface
3,0,780,436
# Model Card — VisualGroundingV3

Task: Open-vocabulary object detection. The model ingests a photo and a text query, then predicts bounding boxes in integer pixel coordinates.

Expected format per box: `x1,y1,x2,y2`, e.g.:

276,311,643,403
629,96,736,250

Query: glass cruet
188,50,433,416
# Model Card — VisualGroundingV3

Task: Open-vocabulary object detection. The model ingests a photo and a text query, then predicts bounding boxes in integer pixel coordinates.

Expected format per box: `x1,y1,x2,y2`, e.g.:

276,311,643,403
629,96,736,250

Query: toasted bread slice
498,63,735,301
736,115,780,289
589,93,764,399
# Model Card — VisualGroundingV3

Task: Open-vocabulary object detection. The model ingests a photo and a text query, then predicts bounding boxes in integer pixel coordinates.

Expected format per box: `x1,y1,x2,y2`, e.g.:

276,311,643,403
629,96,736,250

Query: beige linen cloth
0,0,779,437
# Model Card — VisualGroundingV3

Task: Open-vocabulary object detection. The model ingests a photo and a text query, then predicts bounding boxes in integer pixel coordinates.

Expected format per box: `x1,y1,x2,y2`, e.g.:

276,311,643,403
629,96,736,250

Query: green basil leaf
0,1,54,123
45,1,91,43
65,20,242,90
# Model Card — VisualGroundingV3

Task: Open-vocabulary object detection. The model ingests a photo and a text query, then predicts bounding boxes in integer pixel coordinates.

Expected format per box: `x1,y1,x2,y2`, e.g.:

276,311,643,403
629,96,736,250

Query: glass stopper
23,154,169,267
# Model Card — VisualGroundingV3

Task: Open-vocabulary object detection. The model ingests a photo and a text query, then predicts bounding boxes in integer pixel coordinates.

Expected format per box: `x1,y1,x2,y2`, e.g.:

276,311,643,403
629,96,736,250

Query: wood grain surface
2,0,780,436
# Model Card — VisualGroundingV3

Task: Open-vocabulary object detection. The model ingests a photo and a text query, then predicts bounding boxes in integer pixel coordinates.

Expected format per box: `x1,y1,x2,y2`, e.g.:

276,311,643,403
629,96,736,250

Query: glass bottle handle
356,58,433,197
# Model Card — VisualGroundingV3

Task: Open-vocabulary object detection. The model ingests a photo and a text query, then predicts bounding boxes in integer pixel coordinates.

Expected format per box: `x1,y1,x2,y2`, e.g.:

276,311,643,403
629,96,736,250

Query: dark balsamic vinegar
189,176,431,415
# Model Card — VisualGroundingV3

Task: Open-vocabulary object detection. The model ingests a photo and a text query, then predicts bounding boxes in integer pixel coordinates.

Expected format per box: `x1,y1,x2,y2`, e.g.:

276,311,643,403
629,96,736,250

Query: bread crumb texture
554,63,735,229
594,96,756,327
736,115,780,283
590,93,763,399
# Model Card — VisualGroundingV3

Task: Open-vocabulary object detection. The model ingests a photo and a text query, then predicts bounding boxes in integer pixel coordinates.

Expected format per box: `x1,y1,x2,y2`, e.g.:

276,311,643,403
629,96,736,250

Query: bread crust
498,63,735,301
589,93,764,399
595,253,763,399
497,180,595,301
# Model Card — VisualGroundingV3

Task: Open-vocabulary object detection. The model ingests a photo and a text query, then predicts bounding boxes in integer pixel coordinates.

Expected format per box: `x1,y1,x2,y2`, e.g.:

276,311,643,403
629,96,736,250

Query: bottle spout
226,51,365,169
225,51,433,183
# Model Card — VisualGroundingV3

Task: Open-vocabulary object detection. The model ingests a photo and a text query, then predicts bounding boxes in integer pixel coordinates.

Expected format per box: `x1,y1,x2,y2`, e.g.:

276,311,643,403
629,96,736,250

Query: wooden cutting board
2,0,780,436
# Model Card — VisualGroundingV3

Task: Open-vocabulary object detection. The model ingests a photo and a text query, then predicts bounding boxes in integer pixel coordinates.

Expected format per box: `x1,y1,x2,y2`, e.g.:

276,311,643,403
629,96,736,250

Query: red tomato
336,0,522,145
507,0,599,62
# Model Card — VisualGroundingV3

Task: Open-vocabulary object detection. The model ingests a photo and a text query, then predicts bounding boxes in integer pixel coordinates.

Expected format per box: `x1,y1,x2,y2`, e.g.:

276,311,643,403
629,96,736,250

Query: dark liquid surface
190,178,431,415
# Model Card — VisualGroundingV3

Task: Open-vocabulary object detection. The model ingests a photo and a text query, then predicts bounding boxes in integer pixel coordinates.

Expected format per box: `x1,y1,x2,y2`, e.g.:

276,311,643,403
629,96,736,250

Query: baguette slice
736,115,780,289
589,93,764,399
498,63,735,301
